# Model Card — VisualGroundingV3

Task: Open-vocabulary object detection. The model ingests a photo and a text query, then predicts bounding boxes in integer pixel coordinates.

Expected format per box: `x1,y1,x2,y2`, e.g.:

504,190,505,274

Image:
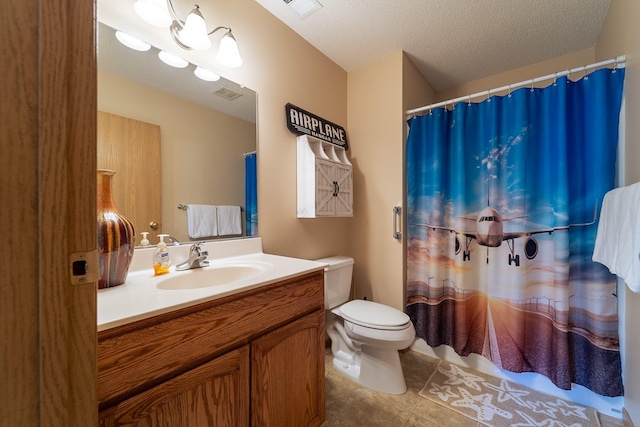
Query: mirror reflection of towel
187,204,218,239
217,205,242,236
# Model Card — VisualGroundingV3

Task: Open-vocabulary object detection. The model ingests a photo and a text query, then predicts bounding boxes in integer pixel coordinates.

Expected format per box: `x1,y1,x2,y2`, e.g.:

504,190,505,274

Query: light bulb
176,6,211,50
133,0,172,28
158,50,189,68
216,31,243,68
194,67,220,81
115,31,151,51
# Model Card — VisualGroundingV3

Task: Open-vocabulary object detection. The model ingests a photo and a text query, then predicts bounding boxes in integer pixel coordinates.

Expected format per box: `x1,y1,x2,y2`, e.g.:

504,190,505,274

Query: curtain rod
406,55,626,117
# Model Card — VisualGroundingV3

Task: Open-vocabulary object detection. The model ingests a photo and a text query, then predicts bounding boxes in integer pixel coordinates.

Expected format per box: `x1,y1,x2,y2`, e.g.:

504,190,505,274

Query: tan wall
346,51,405,309
436,48,595,101
403,54,437,114
99,0,350,259
98,70,255,242
220,0,350,259
595,0,640,422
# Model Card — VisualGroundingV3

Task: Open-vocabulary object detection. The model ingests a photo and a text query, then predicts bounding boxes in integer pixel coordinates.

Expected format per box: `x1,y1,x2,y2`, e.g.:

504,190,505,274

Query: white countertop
97,238,327,331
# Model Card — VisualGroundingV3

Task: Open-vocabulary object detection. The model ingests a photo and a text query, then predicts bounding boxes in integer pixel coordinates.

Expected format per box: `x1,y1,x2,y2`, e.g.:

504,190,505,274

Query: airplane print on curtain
405,67,625,397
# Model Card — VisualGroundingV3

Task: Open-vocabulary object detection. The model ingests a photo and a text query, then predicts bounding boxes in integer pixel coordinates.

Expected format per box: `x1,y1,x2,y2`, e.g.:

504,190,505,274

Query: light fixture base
170,21,194,51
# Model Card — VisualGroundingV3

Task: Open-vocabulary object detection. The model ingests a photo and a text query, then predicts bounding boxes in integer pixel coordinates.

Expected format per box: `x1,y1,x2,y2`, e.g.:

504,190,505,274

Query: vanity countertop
97,238,327,331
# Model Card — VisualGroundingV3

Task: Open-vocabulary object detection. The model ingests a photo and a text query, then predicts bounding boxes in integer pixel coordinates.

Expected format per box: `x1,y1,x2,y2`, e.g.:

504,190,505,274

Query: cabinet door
99,346,249,427
251,310,325,427
334,163,353,216
315,159,336,216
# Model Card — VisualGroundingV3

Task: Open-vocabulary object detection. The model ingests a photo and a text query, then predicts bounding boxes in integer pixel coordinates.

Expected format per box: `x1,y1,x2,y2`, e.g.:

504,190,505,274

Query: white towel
593,183,640,292
217,205,242,236
186,204,218,239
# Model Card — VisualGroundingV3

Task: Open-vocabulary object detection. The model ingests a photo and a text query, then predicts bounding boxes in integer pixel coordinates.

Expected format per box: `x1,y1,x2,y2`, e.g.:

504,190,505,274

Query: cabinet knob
149,221,159,230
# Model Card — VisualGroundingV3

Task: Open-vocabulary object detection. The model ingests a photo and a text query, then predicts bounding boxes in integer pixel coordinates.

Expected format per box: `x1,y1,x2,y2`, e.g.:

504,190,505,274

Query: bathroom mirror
97,21,257,246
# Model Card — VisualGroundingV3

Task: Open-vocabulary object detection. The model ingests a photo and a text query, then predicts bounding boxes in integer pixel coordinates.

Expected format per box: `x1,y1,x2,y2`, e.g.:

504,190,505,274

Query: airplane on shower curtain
413,202,598,266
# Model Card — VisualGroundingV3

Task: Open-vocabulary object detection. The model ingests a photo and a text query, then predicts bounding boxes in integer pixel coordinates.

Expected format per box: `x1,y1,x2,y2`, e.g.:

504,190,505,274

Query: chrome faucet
166,235,181,246
176,242,210,271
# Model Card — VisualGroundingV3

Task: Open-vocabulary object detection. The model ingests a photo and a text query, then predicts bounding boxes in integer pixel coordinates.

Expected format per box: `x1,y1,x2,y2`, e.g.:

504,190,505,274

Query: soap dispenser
153,234,171,275
140,232,150,247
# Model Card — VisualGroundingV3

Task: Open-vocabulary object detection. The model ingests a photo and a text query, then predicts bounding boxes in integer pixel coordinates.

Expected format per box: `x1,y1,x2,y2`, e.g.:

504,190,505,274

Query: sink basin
156,262,270,290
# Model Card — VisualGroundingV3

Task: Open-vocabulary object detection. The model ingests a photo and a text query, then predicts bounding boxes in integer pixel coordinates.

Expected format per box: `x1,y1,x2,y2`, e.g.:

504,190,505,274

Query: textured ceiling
254,0,612,91
98,0,612,115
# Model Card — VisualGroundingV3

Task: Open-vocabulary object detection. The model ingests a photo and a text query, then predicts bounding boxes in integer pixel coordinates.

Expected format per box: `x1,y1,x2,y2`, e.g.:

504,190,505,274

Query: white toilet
317,256,416,394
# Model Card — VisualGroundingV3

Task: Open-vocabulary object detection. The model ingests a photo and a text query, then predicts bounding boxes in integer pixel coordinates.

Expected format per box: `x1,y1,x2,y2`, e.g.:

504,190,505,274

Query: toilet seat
336,300,411,331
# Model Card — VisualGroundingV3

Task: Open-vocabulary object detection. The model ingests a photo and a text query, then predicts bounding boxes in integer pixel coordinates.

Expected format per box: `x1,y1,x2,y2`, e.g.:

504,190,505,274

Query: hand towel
217,205,242,236
593,182,640,292
186,204,218,239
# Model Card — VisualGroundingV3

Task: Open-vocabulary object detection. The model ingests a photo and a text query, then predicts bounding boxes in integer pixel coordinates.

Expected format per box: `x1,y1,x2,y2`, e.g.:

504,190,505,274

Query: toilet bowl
316,256,416,394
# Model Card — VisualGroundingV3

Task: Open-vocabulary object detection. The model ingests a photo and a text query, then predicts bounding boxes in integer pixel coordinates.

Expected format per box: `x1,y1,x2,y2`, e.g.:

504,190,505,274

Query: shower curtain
244,152,258,236
406,67,625,397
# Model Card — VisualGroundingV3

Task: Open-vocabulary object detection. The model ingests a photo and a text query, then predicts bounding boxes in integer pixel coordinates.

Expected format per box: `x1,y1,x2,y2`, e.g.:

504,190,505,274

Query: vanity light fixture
194,66,221,82
133,0,172,27
133,0,243,68
158,50,189,68
115,31,151,51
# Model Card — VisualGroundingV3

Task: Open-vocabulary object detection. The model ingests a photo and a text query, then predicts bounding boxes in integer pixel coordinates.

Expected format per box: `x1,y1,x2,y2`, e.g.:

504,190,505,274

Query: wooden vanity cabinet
252,310,325,426
98,270,325,427
98,346,250,427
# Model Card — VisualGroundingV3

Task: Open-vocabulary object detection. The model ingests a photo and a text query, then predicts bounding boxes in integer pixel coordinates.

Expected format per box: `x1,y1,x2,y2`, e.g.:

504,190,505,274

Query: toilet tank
315,256,354,309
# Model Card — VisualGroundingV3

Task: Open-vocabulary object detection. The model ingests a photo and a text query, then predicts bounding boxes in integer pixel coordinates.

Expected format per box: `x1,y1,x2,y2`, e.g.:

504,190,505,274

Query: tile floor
322,349,625,427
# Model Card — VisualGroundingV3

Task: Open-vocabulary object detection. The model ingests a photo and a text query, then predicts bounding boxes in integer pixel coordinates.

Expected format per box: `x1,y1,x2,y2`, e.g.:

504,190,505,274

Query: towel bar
177,204,244,212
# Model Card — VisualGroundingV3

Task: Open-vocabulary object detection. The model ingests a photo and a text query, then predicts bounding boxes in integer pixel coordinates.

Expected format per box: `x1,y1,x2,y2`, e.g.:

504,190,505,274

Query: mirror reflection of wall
97,22,257,245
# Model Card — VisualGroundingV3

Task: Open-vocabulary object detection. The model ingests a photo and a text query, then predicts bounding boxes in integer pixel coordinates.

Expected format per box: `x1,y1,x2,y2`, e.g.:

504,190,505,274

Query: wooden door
3,0,98,425
251,310,325,427
98,111,162,242
99,346,250,427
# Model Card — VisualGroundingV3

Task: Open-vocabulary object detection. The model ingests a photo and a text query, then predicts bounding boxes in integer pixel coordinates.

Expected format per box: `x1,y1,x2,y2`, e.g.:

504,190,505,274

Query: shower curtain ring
583,65,589,80
530,80,534,92
508,84,512,97
553,72,557,86
467,95,471,106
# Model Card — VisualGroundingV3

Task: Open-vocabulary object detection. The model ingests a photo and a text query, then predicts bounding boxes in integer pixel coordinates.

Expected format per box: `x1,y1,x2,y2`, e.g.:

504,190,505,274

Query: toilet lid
338,300,410,330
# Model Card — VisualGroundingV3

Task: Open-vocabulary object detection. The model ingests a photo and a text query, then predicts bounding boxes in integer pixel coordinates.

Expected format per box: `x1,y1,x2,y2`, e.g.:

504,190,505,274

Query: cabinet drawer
98,271,323,409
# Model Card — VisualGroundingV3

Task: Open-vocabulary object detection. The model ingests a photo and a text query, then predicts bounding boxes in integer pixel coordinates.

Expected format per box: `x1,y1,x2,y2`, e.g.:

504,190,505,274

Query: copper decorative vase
97,169,135,289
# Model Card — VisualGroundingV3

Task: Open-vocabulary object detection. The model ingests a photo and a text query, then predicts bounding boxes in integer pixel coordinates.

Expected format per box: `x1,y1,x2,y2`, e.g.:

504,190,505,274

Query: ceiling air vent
212,86,243,101
283,0,322,19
